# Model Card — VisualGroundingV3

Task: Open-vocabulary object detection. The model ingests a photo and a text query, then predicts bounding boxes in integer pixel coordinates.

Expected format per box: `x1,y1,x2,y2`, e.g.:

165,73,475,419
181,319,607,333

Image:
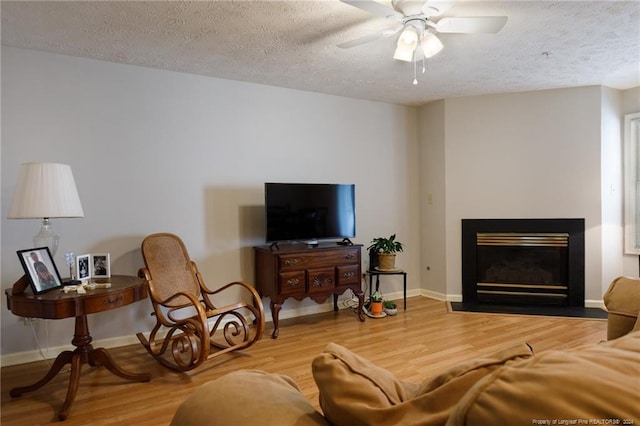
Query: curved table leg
9,350,74,397
11,314,150,420
270,301,281,339
58,353,83,421
90,347,151,382
354,289,365,322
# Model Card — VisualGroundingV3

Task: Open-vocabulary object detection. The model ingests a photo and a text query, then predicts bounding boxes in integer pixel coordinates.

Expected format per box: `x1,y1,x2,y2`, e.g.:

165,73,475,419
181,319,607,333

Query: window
625,112,640,254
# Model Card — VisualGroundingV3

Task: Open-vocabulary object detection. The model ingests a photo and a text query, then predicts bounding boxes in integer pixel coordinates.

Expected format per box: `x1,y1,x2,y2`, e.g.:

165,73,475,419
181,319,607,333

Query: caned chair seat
136,233,265,371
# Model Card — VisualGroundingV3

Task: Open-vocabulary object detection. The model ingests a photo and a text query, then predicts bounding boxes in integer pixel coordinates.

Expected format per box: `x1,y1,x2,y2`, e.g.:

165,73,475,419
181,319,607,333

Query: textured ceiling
2,0,639,106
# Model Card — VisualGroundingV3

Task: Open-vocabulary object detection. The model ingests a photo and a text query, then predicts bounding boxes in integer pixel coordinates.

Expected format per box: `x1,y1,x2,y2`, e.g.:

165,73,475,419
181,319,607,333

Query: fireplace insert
462,219,585,307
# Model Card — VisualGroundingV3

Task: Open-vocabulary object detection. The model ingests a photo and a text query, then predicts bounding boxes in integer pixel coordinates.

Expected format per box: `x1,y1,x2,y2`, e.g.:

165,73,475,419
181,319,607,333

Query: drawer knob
286,279,299,286
284,258,299,266
343,272,355,279
345,253,355,259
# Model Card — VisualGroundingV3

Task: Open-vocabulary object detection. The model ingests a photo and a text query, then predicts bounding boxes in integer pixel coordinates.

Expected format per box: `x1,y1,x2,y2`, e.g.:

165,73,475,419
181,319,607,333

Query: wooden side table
367,269,407,310
5,275,151,421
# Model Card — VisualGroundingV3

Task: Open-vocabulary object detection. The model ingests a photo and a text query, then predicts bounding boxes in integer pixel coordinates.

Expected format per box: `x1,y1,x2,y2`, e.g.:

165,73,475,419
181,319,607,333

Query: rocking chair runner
136,233,265,372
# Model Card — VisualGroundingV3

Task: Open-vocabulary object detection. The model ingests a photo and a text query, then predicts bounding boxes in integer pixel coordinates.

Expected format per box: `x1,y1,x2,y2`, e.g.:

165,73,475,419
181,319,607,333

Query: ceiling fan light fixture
421,31,443,58
393,44,415,62
393,25,418,62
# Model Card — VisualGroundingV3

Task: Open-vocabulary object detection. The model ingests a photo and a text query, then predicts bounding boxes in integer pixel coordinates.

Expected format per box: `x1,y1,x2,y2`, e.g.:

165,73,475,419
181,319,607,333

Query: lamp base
33,218,59,255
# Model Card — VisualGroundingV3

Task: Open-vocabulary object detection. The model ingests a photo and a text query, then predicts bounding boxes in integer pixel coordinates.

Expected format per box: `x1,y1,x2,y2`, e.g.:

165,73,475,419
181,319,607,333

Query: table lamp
7,162,84,256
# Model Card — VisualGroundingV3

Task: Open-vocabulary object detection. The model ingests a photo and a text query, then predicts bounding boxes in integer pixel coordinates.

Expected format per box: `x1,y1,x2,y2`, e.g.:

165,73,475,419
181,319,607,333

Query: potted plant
367,234,404,271
370,291,384,316
383,300,398,316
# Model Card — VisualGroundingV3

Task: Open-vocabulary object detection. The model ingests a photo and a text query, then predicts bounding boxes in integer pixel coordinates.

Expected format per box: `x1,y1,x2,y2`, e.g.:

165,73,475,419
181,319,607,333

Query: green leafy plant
367,234,404,254
371,291,383,302
383,300,397,309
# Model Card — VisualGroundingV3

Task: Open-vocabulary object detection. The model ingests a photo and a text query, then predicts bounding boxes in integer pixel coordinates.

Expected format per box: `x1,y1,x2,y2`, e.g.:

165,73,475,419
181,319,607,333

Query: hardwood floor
1,296,607,425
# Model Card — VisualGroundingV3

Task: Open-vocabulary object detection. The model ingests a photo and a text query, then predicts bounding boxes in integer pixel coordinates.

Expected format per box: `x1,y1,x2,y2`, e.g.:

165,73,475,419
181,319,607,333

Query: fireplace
462,219,585,307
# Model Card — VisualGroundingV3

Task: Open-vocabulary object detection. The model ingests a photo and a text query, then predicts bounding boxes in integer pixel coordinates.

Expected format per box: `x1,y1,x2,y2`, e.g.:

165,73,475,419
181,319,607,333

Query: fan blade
435,16,508,33
338,26,402,49
340,0,403,20
422,1,455,17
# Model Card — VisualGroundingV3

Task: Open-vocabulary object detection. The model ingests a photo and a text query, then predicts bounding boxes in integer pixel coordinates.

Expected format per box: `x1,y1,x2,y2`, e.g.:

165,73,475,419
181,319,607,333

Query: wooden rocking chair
136,233,265,372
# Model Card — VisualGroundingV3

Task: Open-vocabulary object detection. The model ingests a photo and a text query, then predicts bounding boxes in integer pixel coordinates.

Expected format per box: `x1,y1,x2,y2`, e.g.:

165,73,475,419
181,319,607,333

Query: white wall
418,100,447,297
1,47,420,358
420,86,619,304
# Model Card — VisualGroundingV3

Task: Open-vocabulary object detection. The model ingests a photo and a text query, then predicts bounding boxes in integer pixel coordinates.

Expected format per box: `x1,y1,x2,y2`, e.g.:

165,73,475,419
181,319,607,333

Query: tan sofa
173,277,640,426
172,332,639,426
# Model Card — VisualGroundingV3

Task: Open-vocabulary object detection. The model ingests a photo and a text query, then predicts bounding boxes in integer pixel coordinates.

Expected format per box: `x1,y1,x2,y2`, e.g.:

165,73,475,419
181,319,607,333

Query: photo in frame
17,247,64,294
90,253,110,279
76,254,91,281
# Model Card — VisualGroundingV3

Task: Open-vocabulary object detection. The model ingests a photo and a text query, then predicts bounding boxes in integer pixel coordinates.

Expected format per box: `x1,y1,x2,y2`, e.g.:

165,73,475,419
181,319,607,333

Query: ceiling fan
338,0,508,62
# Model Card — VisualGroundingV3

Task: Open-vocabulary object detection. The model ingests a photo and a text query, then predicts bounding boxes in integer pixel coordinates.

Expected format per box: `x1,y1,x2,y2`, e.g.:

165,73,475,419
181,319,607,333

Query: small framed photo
90,253,110,279
17,247,64,294
76,254,91,281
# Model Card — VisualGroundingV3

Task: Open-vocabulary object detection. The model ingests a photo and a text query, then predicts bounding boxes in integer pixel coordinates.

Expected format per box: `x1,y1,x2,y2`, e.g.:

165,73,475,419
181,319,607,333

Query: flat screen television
265,183,356,244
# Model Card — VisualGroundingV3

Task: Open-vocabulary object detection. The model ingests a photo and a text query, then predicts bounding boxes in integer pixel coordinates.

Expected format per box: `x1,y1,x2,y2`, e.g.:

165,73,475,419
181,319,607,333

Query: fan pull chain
413,59,418,85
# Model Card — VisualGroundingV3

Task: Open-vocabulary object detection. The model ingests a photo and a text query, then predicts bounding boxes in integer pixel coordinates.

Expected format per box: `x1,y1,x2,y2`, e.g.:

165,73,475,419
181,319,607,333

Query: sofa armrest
603,276,640,340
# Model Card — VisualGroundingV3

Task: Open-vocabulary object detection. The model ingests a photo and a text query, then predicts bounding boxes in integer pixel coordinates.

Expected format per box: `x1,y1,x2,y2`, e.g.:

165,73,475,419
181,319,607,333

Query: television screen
265,183,356,243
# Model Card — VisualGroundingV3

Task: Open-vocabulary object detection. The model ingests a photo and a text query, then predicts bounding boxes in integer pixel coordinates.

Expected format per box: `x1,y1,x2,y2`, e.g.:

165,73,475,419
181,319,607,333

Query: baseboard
1,334,142,367
0,292,605,367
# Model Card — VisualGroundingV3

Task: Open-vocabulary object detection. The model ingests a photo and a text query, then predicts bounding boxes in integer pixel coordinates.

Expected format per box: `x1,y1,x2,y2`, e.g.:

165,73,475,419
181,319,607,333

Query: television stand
254,243,365,338
337,238,353,246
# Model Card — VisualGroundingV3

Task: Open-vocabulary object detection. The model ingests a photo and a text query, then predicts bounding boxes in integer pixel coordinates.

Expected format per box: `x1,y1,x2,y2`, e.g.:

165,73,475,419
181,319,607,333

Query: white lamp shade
421,32,444,58
393,26,419,62
7,162,84,219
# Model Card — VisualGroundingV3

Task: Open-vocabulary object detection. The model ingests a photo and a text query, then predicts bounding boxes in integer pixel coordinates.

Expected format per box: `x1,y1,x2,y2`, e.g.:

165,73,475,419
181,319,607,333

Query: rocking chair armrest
201,280,265,322
204,280,261,299
138,267,151,281
202,280,264,308
159,291,209,324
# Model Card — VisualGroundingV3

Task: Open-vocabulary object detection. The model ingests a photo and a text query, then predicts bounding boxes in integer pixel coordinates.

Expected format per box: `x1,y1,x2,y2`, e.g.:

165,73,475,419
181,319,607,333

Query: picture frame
90,253,111,279
76,254,91,281
17,247,64,294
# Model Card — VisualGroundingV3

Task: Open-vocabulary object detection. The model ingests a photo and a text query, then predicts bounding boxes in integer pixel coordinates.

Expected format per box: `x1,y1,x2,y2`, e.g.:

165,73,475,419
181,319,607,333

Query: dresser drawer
337,264,360,286
278,271,305,295
279,248,360,271
307,267,336,294
83,289,136,314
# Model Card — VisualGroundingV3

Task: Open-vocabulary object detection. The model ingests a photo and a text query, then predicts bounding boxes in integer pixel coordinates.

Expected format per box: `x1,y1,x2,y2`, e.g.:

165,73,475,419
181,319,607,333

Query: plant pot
377,253,396,270
384,307,398,316
370,301,383,316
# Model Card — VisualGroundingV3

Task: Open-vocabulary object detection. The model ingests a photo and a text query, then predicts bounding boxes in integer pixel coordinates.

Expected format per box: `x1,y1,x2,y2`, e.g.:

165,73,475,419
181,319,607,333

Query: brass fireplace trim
478,283,568,290
477,233,569,247
477,290,568,299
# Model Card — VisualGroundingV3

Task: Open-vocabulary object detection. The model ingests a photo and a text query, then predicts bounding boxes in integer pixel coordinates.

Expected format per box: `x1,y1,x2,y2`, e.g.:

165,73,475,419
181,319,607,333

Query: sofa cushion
171,370,328,426
312,342,533,426
447,331,640,426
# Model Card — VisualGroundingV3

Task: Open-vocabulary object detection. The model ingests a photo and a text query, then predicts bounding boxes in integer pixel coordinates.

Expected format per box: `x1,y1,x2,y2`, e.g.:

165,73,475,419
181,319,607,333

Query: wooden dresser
254,243,365,338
